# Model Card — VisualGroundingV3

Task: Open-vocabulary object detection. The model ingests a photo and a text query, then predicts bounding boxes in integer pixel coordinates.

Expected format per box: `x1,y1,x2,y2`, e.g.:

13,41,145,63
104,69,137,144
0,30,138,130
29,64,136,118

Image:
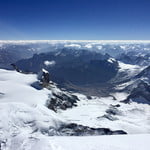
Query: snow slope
0,69,65,147
1,134,150,150
0,69,50,105
59,94,150,134
48,134,150,150
0,69,150,150
118,61,144,78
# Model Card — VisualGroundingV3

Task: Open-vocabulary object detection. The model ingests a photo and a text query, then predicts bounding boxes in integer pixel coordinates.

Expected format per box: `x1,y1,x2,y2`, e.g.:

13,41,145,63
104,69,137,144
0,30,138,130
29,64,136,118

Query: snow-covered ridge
0,69,65,140
1,40,150,57
118,61,144,77
0,69,50,105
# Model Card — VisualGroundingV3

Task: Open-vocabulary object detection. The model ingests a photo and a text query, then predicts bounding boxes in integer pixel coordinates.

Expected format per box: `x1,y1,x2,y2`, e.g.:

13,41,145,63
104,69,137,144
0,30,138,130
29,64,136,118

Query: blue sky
0,0,150,40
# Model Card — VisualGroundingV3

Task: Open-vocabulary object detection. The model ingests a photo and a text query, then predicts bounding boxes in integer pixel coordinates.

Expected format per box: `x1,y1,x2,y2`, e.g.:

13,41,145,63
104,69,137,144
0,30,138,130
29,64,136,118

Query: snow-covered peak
107,58,116,63
42,68,49,74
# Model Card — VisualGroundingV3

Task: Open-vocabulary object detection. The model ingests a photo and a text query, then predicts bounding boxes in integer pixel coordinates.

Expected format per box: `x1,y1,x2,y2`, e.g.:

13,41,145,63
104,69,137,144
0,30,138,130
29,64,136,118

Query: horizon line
0,40,150,43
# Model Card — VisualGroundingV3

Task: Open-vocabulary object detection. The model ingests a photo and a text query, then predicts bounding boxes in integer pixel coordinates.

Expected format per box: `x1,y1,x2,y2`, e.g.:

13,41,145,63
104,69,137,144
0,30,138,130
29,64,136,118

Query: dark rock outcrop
97,105,121,121
58,123,127,136
106,105,122,116
10,63,21,72
47,92,79,112
37,69,50,87
41,69,50,86
135,65,150,79
117,52,150,66
97,114,118,121
123,81,150,104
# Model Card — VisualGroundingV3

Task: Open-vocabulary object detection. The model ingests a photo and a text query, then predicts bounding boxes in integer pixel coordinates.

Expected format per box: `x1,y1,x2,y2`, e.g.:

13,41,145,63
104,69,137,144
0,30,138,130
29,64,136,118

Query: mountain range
0,41,150,150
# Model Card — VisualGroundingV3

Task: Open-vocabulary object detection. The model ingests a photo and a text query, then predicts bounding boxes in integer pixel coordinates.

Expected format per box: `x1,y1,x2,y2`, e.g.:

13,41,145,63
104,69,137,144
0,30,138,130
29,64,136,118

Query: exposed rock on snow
41,69,50,86
106,105,122,116
58,123,127,136
10,63,21,72
0,68,128,148
0,41,150,149
136,65,150,79
47,92,79,112
123,81,150,104
98,114,118,121
59,95,150,134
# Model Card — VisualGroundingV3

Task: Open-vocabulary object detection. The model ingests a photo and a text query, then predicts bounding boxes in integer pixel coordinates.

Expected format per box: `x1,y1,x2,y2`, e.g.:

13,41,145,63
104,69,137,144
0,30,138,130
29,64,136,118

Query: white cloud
64,44,81,49
44,60,56,66
84,44,92,49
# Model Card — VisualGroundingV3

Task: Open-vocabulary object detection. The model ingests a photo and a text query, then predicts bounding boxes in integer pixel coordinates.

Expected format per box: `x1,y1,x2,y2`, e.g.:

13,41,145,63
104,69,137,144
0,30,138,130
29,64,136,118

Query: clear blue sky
0,0,150,40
